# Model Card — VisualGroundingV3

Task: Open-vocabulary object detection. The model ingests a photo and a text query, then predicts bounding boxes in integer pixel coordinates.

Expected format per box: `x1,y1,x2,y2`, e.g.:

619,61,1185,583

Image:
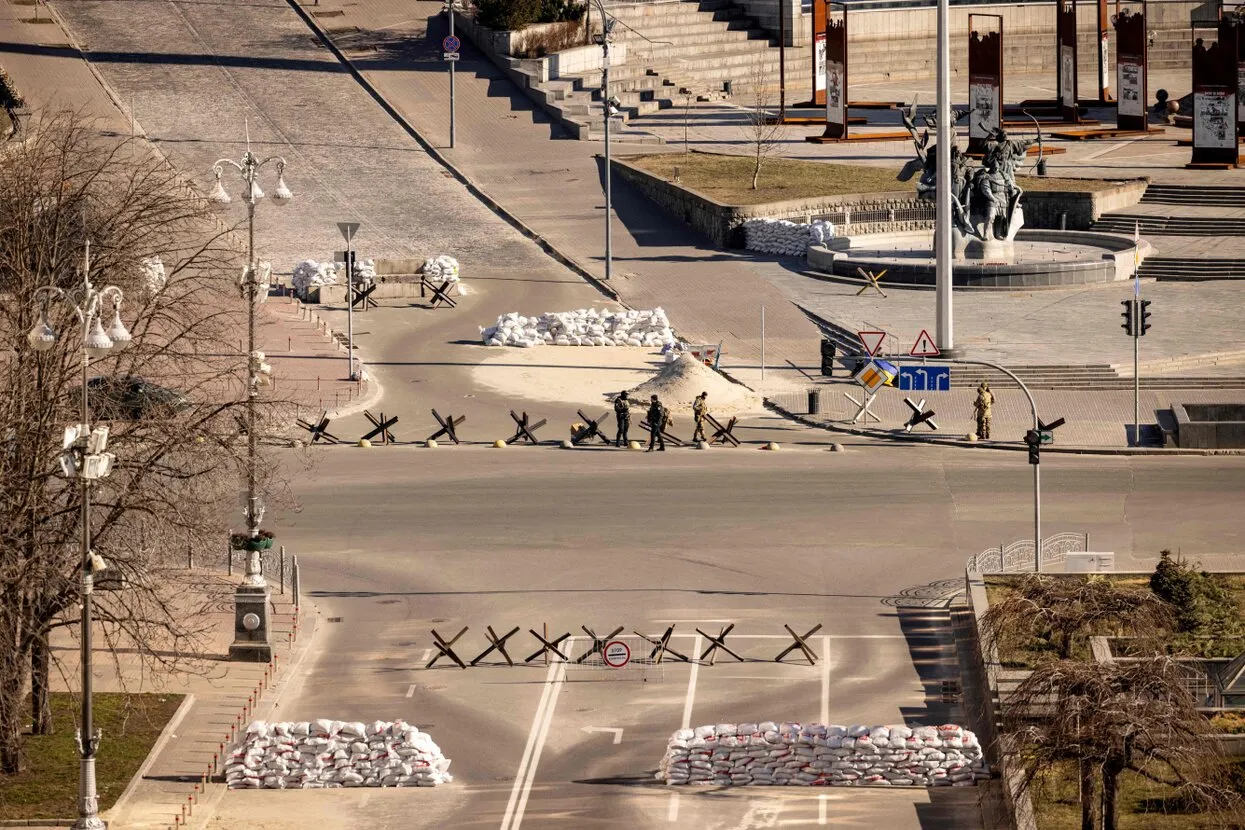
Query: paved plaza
4,0,1245,827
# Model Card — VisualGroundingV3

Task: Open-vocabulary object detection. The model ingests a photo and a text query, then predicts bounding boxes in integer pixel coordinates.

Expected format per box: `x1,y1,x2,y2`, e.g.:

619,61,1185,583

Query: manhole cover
327,617,343,623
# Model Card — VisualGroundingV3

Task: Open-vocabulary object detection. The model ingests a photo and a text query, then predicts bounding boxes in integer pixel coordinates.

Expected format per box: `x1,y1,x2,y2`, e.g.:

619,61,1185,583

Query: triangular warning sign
857,330,886,356
910,329,940,357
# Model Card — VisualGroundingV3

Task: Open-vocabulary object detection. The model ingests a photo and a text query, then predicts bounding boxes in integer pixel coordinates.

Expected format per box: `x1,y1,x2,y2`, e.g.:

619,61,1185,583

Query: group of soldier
612,390,710,451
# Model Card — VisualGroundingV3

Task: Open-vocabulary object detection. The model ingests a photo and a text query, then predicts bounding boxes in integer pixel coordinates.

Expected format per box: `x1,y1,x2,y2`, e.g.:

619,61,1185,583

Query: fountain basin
807,229,1150,289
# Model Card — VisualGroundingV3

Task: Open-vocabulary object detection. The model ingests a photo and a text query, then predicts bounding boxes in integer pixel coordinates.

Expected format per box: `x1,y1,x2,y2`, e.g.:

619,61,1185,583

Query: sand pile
626,354,762,415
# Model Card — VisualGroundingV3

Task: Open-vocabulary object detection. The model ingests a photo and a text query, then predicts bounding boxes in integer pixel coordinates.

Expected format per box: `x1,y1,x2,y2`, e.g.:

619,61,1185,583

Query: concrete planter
610,154,1146,251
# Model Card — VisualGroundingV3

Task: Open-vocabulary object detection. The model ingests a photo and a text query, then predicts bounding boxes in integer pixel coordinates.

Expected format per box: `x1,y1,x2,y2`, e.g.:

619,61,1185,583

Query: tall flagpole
935,0,954,354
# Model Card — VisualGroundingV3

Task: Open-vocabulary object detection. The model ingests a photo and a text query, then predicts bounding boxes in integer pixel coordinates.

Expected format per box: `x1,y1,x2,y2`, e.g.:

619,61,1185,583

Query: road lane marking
420,648,432,663
511,655,568,830
405,684,416,698
581,726,624,744
500,643,564,830
819,793,827,825
667,791,680,822
820,636,830,727
681,634,703,730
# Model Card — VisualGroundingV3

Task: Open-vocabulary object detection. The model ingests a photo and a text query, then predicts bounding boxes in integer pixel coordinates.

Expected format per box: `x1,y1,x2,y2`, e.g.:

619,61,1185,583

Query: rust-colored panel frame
811,0,827,107
820,4,848,140
1114,4,1148,132
1057,0,1080,121
968,14,1004,155
1192,35,1239,165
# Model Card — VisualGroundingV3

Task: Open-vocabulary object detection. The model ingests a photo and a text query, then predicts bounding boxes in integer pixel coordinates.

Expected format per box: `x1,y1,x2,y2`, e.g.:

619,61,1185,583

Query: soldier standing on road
646,394,667,452
613,390,631,447
692,391,709,442
973,381,995,440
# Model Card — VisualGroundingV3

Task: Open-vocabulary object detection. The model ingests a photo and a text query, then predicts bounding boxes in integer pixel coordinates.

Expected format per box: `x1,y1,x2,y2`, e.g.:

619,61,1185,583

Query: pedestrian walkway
30,568,313,830
288,0,822,376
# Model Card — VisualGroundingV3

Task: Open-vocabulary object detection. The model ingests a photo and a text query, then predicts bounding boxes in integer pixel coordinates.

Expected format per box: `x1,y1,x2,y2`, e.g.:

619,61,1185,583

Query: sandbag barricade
657,723,988,787
225,719,452,789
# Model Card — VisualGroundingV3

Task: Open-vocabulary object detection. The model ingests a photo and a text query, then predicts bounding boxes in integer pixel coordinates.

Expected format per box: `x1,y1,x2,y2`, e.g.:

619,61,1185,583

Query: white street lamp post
209,123,292,661
28,240,131,830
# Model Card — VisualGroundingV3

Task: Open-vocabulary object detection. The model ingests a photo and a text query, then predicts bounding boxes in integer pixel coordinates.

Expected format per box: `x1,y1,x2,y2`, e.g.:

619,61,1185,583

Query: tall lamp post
208,127,292,662
591,0,616,281
27,240,132,830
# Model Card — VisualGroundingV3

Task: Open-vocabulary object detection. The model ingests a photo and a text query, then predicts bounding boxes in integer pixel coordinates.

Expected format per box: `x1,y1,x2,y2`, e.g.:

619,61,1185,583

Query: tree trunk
1101,759,1124,830
0,616,27,774
1079,760,1097,830
751,155,761,190
30,631,52,735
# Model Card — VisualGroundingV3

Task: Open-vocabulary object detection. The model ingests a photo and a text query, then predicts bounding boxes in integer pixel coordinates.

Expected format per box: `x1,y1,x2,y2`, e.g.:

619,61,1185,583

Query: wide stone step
1143,183,1245,205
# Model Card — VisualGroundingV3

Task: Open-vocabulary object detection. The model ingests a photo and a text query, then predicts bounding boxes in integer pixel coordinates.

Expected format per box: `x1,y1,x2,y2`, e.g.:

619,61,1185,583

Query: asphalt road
216,446,1245,830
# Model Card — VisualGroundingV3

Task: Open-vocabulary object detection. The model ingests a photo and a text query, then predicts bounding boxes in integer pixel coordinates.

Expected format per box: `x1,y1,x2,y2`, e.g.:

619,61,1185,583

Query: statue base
961,237,1016,264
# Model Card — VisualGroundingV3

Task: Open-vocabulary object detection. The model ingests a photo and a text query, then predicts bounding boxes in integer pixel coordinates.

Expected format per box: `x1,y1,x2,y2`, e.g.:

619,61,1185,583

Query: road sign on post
442,35,461,52
602,640,631,668
910,329,940,357
857,330,886,356
898,365,950,391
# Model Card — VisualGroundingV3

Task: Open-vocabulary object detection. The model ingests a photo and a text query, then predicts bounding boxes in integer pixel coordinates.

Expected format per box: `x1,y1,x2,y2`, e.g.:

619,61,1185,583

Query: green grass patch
626,152,1122,206
1032,759,1245,830
0,693,184,821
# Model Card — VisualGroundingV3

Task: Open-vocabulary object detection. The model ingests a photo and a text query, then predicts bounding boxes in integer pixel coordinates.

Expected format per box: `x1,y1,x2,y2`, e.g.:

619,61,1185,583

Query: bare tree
742,59,784,190
982,573,1173,661
0,110,288,772
1002,656,1244,830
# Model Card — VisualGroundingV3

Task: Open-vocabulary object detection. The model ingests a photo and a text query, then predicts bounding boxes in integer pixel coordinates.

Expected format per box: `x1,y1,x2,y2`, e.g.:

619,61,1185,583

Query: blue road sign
442,35,461,52
898,365,950,392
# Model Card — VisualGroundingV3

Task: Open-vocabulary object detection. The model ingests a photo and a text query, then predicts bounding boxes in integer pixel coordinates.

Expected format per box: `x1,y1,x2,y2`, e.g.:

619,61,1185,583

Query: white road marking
405,684,416,698
681,634,703,730
500,642,566,830
667,791,680,822
818,793,827,825
581,726,624,744
509,640,572,830
820,636,830,727
420,648,432,663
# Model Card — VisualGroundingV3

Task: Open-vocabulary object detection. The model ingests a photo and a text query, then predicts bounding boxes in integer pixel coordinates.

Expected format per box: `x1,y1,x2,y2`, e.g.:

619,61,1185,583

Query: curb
103,692,197,822
765,400,1245,456
282,0,622,305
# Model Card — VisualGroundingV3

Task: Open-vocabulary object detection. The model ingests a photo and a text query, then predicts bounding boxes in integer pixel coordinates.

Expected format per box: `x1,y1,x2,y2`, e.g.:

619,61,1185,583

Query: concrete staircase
1137,257,1245,281
1141,183,1245,207
1093,214,1245,236
946,364,1245,390
543,0,813,135
1092,182,1245,281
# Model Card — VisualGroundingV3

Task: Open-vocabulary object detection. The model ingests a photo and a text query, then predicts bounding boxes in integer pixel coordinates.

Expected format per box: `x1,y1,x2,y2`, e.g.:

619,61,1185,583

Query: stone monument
899,104,1040,262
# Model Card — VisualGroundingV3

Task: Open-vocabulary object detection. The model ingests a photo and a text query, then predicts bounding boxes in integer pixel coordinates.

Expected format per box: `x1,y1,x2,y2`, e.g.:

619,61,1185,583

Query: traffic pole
449,7,457,148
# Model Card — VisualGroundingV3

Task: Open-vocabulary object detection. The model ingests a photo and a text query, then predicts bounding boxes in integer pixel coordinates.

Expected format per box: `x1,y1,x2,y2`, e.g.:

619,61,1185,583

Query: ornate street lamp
28,240,130,830
209,123,291,661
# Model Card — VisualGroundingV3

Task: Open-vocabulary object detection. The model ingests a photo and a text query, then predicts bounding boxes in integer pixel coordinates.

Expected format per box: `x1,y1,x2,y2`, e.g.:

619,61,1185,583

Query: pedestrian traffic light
1138,299,1151,336
1024,429,1041,464
1120,299,1135,337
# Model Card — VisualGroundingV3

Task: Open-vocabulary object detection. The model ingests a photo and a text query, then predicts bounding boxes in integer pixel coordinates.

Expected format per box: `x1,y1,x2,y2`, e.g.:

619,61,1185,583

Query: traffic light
1138,299,1151,336
1120,299,1135,337
1024,429,1041,465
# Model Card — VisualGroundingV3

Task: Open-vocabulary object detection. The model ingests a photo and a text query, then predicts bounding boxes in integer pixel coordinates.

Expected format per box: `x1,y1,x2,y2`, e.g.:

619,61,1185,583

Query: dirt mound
626,354,763,415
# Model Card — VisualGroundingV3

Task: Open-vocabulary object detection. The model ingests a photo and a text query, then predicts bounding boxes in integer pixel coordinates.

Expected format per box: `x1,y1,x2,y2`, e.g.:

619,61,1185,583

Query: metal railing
965,532,1089,574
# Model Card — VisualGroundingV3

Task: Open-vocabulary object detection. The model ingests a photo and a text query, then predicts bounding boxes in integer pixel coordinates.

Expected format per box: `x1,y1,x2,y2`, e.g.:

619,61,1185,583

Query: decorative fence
964,532,1089,573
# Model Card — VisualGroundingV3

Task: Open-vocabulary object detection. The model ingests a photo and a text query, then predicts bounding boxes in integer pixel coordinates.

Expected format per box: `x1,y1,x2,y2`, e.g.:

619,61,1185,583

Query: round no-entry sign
442,35,461,53
602,640,631,668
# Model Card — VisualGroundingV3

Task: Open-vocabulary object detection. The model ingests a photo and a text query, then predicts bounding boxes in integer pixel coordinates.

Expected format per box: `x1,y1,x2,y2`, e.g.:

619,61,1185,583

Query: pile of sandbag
657,723,988,787
741,219,834,255
292,260,340,293
291,258,377,294
225,719,452,789
422,255,460,282
481,308,675,348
